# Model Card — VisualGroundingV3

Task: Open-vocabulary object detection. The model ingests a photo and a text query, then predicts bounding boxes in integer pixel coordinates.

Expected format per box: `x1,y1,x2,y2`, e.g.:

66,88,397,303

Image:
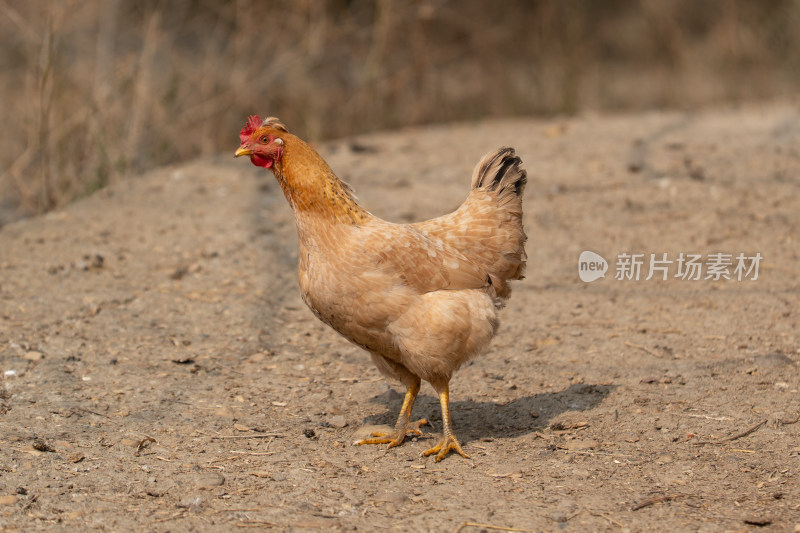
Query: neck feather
273,135,370,225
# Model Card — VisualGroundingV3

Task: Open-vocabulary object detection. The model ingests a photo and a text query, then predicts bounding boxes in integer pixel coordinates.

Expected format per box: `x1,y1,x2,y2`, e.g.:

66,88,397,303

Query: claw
356,381,425,451
357,418,428,449
423,434,471,462
421,381,470,461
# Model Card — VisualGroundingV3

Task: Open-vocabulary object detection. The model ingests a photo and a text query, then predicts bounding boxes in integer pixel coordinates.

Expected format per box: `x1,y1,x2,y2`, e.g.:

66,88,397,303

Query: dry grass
1,0,799,219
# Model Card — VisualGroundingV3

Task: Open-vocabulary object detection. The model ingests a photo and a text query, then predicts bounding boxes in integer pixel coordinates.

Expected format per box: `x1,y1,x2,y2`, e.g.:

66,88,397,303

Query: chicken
235,115,527,461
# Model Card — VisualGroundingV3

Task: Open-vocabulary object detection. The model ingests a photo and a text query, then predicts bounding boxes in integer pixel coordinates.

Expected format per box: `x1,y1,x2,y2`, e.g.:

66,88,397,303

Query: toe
357,436,391,445
426,436,470,461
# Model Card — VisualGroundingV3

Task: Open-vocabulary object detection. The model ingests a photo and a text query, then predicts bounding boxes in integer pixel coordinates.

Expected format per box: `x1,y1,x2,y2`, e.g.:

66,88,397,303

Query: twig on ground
135,436,157,456
231,450,277,456
152,511,186,523
73,406,111,419
624,341,661,358
565,450,635,457
454,523,535,533
590,511,625,528
207,451,276,463
692,419,767,445
211,433,286,440
22,494,39,511
632,493,682,511
686,414,731,421
673,434,696,444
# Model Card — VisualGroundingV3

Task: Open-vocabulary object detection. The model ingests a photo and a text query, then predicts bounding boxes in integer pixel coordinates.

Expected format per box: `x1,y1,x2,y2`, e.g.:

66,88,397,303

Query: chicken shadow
363,382,614,443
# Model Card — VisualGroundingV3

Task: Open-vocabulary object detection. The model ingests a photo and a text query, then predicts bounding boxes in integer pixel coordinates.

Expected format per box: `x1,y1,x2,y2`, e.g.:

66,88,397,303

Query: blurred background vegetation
1,0,799,221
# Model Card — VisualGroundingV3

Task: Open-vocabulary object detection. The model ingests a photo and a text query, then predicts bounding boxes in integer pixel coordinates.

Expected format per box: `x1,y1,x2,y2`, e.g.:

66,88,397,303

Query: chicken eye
260,136,270,143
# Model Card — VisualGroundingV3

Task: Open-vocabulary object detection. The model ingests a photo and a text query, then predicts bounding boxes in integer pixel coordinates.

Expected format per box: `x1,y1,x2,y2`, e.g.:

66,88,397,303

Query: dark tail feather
471,147,527,198
467,147,528,301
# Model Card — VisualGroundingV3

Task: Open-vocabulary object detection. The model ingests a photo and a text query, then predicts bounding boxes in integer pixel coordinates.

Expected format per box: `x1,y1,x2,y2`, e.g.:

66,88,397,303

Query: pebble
564,439,599,451
571,468,591,478
757,352,794,368
743,515,771,526
195,471,225,489
24,351,43,361
68,452,85,463
328,415,347,428
178,496,203,511
379,492,408,504
0,495,17,505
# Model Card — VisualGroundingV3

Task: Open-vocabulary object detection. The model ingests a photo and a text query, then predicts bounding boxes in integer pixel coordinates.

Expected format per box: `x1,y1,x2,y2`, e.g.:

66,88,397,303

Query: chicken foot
358,380,428,448
423,382,470,462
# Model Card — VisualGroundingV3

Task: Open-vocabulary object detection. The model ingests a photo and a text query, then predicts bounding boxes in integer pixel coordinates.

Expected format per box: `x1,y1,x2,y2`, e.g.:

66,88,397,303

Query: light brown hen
235,116,527,461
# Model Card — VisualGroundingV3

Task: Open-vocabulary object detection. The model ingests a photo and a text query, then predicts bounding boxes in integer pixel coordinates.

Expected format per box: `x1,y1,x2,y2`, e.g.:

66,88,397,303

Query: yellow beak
234,146,253,157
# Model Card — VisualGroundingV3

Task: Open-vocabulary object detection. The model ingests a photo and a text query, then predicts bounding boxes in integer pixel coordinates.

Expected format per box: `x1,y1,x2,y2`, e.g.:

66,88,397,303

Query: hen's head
235,115,288,169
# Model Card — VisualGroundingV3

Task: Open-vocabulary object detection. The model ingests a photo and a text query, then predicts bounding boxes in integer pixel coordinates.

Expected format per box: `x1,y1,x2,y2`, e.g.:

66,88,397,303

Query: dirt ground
1,102,799,532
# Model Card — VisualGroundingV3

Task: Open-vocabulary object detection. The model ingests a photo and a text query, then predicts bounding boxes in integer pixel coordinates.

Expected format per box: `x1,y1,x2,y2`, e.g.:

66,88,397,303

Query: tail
412,147,527,302
471,147,527,197
469,148,528,300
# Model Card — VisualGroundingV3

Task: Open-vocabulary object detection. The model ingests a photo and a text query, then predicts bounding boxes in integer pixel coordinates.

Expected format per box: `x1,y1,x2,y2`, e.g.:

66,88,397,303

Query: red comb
239,115,262,143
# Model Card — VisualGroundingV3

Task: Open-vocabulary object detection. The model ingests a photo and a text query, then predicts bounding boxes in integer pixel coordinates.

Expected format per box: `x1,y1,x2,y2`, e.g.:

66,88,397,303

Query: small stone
32,439,55,453
743,515,771,526
88,254,104,269
757,352,794,368
622,432,640,443
178,496,203,511
195,472,225,490
564,439,599,451
571,468,591,478
383,492,408,504
233,423,250,432
328,415,347,428
0,495,18,505
24,351,43,361
68,452,85,463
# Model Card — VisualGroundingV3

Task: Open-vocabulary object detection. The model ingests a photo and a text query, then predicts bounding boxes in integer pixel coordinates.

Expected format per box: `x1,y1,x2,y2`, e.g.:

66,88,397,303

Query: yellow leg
358,381,428,448
423,382,470,461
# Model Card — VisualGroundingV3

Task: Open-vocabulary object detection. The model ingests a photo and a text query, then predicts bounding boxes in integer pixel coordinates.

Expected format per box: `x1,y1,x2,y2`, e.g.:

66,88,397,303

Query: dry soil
1,102,799,532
